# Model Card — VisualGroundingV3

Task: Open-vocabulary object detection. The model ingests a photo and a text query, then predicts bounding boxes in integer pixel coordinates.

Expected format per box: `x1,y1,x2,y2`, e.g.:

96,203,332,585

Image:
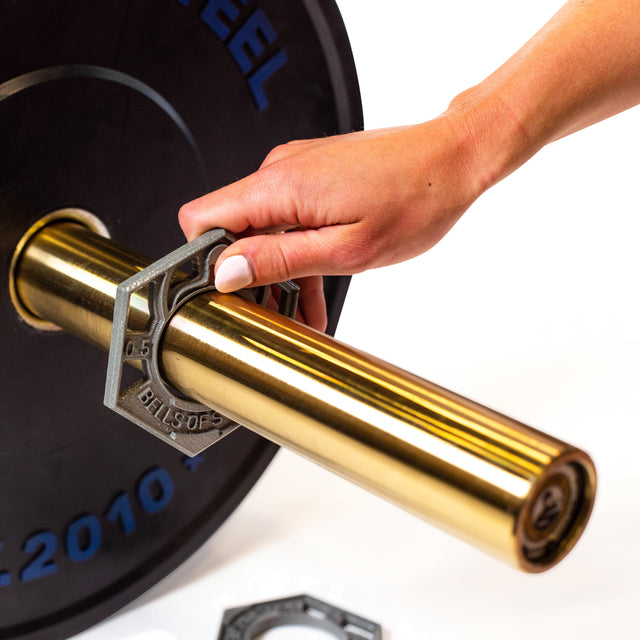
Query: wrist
445,83,544,196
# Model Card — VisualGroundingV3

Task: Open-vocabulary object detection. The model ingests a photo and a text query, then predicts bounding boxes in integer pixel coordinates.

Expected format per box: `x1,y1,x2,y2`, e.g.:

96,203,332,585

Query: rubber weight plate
0,1,362,638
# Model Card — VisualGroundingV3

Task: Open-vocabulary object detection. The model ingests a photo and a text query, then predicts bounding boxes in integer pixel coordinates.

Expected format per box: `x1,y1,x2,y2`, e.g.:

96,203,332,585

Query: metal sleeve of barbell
14,221,596,572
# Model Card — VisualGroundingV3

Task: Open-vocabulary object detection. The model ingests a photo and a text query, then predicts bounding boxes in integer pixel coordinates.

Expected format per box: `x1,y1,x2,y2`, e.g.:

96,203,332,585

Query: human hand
179,0,640,331
179,115,487,331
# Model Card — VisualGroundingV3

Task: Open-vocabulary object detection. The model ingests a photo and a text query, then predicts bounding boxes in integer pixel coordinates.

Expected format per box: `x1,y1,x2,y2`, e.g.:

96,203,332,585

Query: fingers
178,138,350,333
212,224,359,291
178,169,297,241
178,129,403,243
263,276,328,333
295,276,327,332
178,140,332,241
179,134,371,291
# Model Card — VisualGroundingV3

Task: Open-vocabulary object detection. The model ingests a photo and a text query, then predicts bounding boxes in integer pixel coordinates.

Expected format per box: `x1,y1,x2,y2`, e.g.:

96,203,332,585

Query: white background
78,1,640,638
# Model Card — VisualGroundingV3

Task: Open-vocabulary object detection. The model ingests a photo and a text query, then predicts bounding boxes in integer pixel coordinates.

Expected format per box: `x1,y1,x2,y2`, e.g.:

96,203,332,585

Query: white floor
77,1,640,637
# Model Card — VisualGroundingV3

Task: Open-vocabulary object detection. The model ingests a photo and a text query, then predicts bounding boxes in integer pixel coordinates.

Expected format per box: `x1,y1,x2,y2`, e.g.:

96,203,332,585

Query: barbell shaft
14,220,595,572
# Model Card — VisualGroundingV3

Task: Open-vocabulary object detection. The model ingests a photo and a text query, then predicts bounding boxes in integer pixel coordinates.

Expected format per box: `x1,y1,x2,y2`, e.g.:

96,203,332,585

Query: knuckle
271,242,293,281
177,202,196,231
253,159,297,207
261,143,291,167
261,138,308,171
246,238,294,286
257,158,288,188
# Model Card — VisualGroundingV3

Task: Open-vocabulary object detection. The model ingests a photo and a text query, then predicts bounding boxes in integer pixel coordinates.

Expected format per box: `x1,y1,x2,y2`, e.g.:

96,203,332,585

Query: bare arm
458,0,640,185
179,0,640,331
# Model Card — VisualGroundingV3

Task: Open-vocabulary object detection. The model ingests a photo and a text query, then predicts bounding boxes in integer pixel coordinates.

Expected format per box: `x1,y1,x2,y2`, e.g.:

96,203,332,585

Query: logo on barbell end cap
531,484,566,531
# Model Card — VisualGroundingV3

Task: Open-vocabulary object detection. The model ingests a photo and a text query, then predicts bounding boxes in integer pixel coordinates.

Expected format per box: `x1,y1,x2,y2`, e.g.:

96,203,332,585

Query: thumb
213,225,355,292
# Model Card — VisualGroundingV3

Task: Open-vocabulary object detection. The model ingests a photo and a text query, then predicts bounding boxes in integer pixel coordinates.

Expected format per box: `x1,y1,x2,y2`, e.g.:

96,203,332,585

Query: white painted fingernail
215,255,254,292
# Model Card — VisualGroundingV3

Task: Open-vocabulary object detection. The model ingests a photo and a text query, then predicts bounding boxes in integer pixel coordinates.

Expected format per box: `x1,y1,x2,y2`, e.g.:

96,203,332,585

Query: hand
179,0,640,331
179,115,484,331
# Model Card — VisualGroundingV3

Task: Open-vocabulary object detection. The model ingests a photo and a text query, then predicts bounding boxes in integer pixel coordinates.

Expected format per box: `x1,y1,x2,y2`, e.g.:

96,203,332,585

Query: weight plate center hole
9,208,110,331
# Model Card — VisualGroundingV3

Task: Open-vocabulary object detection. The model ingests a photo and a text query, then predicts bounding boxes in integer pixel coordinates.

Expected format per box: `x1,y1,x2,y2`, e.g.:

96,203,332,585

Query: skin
179,0,640,332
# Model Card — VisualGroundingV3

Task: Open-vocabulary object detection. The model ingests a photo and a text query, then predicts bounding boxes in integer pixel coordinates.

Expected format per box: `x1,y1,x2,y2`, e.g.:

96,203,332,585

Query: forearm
454,0,640,192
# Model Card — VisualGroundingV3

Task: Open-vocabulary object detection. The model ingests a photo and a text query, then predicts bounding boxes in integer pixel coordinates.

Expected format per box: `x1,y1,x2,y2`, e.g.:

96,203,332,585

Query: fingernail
215,255,254,292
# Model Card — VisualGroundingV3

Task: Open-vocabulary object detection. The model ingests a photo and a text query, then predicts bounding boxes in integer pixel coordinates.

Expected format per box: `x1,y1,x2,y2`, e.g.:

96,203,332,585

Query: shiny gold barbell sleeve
13,220,596,572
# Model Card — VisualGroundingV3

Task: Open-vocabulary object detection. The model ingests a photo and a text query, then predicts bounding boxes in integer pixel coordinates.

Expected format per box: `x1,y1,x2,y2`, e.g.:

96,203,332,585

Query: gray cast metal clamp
104,228,298,457
218,594,383,640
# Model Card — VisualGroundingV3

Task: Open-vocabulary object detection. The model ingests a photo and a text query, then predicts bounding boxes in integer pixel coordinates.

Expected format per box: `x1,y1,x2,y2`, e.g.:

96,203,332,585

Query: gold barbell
11,212,596,573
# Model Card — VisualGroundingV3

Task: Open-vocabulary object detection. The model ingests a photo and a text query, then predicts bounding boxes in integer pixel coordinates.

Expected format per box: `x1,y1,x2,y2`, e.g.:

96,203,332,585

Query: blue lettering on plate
248,49,288,110
176,0,287,110
137,467,175,514
66,515,103,563
182,453,206,471
0,542,10,587
228,9,277,72
201,0,250,40
20,531,58,582
106,491,137,534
